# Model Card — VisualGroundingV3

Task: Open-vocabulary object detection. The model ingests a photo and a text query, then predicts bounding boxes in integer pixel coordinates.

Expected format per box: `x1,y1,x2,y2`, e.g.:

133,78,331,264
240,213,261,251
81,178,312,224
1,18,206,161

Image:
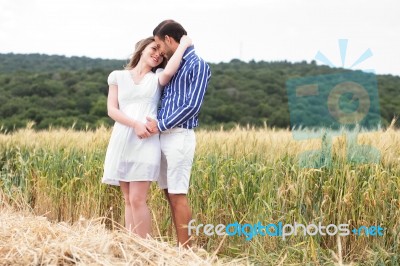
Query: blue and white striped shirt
157,45,211,131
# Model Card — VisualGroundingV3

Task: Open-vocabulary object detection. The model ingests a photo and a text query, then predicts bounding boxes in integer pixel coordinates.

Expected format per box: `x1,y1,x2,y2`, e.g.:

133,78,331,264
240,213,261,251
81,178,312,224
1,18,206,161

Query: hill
0,53,399,131
0,53,124,73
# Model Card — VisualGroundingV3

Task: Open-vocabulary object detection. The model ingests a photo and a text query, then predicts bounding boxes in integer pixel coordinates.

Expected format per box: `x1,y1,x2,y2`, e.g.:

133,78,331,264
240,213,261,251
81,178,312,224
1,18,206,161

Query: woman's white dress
102,69,162,186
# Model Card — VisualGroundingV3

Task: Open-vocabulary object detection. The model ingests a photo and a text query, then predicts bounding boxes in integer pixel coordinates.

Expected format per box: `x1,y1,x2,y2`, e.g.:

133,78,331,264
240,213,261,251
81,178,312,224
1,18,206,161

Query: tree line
0,53,399,131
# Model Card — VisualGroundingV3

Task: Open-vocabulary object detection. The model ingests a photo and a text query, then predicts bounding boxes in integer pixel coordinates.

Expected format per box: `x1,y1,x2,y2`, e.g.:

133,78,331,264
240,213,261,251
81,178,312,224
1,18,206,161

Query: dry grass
0,194,247,266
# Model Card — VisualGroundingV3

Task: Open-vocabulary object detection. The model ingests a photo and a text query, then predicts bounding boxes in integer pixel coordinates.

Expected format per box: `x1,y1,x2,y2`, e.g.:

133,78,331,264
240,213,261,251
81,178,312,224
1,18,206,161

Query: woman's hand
133,121,151,139
180,35,192,48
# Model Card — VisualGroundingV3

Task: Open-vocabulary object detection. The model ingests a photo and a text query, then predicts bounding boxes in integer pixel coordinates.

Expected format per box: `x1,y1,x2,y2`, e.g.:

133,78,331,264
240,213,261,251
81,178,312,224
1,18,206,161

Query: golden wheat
1,125,399,264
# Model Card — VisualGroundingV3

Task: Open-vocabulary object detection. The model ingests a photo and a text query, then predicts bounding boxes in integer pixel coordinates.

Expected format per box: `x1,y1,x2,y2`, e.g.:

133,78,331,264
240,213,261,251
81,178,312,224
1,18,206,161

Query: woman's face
142,41,164,67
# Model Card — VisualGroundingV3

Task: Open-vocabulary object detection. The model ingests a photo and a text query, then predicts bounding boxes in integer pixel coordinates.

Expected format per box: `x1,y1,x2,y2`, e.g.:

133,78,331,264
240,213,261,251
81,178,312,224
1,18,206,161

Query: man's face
154,35,173,59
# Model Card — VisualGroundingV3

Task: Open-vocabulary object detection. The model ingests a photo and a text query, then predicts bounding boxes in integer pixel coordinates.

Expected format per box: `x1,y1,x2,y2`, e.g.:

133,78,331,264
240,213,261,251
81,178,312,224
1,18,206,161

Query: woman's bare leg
129,181,152,238
119,181,135,233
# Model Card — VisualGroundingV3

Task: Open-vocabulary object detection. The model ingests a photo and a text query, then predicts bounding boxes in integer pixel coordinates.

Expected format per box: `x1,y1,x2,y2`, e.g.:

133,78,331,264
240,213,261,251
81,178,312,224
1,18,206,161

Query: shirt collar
182,45,195,61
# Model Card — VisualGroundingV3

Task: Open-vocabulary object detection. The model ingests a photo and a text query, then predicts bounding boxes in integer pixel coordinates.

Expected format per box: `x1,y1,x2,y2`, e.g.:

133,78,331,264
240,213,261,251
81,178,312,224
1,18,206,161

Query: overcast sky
1,0,399,75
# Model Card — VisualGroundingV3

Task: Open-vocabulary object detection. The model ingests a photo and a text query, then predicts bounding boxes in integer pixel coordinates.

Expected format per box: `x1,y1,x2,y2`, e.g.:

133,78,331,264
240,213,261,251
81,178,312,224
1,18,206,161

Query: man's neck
169,39,180,54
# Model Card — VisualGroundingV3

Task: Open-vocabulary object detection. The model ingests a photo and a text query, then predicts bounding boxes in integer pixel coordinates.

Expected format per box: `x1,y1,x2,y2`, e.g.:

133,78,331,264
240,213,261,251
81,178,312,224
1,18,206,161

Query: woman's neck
134,60,151,75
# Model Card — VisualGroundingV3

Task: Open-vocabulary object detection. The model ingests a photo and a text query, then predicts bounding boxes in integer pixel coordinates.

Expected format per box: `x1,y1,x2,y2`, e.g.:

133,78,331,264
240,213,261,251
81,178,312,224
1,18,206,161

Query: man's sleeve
157,60,211,131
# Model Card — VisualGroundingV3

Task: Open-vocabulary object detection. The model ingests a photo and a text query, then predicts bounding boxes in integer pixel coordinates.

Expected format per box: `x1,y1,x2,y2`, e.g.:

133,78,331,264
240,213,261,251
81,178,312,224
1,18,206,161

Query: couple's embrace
102,20,211,248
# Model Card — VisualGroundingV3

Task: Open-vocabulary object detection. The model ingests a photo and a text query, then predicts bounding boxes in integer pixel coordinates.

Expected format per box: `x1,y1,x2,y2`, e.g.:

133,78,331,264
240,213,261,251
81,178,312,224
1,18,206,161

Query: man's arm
157,60,211,132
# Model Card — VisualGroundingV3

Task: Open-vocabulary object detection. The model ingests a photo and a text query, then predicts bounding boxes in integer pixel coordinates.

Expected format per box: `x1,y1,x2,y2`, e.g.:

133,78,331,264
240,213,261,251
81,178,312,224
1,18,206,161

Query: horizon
1,51,399,78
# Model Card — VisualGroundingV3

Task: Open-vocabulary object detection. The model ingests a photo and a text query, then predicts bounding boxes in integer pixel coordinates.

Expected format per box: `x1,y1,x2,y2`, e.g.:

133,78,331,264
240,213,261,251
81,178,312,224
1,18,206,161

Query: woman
102,36,192,238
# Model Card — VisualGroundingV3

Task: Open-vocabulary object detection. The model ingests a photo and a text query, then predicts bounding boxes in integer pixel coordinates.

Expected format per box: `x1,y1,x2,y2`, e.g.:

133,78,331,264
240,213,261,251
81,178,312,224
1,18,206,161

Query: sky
0,0,399,76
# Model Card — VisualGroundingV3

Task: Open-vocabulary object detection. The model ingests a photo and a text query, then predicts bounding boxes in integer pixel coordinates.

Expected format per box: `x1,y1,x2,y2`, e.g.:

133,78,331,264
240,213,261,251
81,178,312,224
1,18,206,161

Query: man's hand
146,117,160,134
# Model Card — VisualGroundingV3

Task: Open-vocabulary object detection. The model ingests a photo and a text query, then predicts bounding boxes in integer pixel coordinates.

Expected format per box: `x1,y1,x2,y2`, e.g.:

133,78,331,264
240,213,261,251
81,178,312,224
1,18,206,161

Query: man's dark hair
153,20,187,43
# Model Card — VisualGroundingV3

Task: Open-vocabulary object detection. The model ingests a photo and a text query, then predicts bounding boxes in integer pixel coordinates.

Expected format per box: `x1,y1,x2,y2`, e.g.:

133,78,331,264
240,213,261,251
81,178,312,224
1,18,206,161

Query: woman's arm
107,85,150,138
158,36,192,86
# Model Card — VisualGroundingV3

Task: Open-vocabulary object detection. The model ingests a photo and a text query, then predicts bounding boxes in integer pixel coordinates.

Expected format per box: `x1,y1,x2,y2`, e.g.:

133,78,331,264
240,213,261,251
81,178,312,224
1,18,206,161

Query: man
146,20,211,247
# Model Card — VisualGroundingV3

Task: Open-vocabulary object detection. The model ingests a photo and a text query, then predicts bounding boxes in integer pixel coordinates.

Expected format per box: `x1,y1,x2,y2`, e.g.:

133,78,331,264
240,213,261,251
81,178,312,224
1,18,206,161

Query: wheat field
0,123,399,265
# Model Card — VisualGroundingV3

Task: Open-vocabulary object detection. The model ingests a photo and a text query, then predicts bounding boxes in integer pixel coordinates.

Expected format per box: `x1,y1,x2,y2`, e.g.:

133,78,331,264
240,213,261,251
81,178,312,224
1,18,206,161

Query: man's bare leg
168,193,192,247
163,189,177,229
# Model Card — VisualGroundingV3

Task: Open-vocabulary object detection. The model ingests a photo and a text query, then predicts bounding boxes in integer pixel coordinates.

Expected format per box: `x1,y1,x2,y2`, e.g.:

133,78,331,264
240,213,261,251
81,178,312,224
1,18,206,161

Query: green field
1,125,399,265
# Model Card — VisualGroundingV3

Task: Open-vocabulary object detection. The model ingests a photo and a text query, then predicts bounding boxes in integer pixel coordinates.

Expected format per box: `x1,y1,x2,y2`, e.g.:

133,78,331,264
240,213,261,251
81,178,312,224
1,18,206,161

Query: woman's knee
129,194,147,209
123,195,131,206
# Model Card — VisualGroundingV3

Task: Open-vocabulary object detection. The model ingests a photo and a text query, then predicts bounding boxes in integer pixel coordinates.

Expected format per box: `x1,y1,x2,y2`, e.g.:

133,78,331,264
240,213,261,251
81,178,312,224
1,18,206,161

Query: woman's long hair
125,37,167,72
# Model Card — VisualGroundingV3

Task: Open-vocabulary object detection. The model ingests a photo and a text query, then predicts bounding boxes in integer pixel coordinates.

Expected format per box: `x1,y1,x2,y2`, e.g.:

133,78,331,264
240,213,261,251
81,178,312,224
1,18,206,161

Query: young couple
102,20,211,248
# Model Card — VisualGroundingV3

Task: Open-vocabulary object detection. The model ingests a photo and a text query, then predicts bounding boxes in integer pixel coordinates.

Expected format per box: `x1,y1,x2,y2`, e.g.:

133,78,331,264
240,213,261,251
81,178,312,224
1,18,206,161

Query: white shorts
158,128,196,194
